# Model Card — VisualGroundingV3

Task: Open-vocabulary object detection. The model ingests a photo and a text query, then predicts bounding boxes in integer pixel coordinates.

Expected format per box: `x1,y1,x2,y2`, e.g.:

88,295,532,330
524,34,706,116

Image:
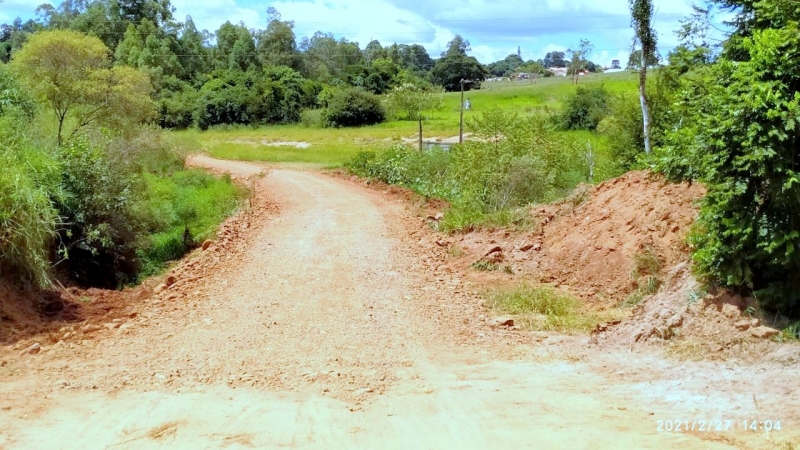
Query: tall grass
346,110,592,231
137,170,245,278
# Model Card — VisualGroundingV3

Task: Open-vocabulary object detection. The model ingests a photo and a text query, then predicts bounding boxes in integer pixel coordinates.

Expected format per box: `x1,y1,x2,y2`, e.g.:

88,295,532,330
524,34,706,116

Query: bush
656,24,800,317
346,110,586,231
559,84,609,131
55,138,149,288
598,74,674,171
322,88,386,127
300,109,323,128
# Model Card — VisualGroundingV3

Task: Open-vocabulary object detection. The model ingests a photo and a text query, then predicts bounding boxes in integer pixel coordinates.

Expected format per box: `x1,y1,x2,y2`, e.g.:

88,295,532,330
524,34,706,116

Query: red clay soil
438,171,706,308
533,171,706,303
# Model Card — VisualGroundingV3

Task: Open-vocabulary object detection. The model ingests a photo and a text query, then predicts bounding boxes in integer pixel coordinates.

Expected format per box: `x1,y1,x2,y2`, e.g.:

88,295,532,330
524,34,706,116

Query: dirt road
0,157,796,449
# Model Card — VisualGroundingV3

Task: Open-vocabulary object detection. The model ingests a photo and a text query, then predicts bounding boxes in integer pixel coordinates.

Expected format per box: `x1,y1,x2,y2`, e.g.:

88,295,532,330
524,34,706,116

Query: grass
665,338,706,361
472,260,499,271
447,245,464,258
484,283,627,334
137,169,246,278
177,72,639,169
623,246,663,307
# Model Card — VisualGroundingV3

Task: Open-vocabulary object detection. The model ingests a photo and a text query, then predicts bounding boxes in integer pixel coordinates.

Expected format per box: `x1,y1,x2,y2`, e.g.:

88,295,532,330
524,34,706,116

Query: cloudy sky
2,0,728,65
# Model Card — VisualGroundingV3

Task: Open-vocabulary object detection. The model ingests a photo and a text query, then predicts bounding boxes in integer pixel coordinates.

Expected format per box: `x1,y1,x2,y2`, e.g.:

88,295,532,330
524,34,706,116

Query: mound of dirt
532,171,705,304
438,171,705,307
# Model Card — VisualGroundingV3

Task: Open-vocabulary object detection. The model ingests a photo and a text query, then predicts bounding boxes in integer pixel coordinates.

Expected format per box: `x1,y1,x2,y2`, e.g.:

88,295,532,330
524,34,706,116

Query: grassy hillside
182,72,638,167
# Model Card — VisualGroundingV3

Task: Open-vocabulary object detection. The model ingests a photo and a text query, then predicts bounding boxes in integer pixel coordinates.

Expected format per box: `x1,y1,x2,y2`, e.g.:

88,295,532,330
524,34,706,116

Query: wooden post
418,115,423,151
459,79,465,144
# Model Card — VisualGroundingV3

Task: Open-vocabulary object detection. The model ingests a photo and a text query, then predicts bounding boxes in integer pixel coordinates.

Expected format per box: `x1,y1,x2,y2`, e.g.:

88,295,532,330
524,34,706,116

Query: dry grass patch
484,283,626,334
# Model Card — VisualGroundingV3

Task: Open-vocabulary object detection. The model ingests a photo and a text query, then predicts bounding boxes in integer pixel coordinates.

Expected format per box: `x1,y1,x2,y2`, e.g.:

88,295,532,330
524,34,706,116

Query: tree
256,8,300,70
11,30,156,145
542,51,566,68
431,36,487,92
486,54,523,77
214,21,258,71
431,53,487,92
567,39,593,84
656,19,800,317
626,49,659,70
629,0,657,154
384,83,444,149
177,16,209,83
364,40,386,65
444,35,470,56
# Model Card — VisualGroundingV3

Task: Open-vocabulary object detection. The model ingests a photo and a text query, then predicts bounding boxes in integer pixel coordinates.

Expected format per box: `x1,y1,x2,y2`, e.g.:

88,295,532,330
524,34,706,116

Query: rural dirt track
0,156,797,449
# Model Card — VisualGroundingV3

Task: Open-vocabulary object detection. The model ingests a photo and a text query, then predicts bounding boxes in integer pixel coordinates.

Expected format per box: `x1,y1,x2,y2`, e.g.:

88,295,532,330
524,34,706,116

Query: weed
665,338,706,361
79,296,92,303
781,322,800,341
484,283,626,333
447,245,464,258
631,246,661,280
502,265,514,275
623,247,662,307
471,260,499,271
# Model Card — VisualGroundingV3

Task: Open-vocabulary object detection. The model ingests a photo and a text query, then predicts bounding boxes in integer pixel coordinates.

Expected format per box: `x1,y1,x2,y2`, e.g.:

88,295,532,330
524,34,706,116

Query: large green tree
256,7,300,70
431,35,487,92
11,30,156,144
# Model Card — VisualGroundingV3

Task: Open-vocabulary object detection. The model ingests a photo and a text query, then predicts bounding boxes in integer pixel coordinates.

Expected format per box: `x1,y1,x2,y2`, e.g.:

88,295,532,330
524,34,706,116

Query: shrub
558,84,609,131
322,88,386,127
55,138,149,287
300,109,323,128
656,24,800,317
345,110,585,231
598,74,674,171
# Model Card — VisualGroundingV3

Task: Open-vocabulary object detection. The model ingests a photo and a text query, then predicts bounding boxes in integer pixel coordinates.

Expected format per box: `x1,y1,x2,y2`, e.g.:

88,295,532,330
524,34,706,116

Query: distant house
548,67,568,77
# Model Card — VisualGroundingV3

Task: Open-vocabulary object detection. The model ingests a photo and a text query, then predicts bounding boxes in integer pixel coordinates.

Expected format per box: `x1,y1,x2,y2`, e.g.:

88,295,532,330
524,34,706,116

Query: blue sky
2,0,729,65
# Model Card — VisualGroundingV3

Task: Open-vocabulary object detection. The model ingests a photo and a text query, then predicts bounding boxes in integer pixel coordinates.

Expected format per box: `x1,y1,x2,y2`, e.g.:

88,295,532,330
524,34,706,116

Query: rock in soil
750,326,780,339
202,240,214,250
19,343,41,356
491,317,515,327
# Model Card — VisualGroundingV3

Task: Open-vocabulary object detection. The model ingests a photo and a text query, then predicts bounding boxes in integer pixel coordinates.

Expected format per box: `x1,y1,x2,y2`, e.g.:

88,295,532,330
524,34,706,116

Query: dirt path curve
0,157,767,449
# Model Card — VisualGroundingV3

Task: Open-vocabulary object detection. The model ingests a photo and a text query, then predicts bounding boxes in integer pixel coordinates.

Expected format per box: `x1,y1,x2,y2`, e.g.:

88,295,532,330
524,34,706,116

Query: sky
1,0,730,66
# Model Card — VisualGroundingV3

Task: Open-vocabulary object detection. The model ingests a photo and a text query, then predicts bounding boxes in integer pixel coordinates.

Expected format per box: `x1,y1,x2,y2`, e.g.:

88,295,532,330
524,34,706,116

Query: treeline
1,1,489,129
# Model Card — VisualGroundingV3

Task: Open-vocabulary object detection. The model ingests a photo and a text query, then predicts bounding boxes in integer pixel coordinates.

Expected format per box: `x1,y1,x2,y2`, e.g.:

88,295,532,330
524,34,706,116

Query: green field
179,71,638,167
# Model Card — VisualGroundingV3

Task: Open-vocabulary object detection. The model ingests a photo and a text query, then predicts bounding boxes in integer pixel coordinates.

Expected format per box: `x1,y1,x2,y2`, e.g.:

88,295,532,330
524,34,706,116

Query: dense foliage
322,88,386,128
558,85,609,131
0,29,243,288
347,110,586,231
655,14,800,316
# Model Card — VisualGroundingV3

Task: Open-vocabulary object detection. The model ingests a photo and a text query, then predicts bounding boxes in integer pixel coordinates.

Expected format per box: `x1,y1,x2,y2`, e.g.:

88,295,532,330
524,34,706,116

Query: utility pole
459,79,471,144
